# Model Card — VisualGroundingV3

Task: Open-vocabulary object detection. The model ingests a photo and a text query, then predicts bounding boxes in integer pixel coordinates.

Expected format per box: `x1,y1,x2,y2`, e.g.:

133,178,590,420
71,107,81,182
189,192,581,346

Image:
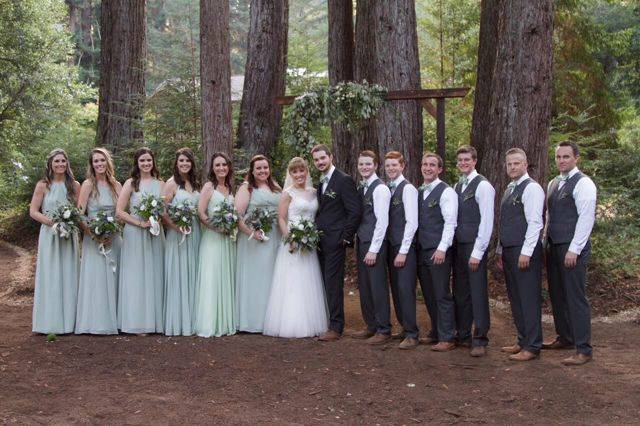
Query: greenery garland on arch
284,81,388,155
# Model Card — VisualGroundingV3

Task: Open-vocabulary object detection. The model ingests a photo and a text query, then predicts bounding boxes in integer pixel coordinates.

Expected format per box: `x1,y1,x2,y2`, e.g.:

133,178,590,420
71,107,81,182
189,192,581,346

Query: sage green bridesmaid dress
32,182,79,334
235,187,281,332
118,179,165,334
75,183,121,335
163,188,201,336
194,190,236,337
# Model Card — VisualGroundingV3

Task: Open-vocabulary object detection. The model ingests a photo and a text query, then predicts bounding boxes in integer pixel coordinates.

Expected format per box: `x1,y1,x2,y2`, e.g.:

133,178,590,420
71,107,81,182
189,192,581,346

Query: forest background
0,0,639,305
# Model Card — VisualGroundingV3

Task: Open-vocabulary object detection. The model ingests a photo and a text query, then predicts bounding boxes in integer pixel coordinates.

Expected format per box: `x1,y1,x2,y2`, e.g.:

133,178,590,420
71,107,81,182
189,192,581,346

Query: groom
312,144,362,341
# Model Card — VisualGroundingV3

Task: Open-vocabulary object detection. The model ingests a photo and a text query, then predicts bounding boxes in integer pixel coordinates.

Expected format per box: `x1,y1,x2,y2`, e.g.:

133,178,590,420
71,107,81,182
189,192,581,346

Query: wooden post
436,98,446,175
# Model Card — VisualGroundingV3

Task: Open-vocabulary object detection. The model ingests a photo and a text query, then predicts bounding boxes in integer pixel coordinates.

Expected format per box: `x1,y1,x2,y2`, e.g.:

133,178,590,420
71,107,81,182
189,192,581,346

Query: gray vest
417,181,449,250
357,178,383,243
547,172,585,244
386,180,410,247
455,175,486,243
499,178,532,248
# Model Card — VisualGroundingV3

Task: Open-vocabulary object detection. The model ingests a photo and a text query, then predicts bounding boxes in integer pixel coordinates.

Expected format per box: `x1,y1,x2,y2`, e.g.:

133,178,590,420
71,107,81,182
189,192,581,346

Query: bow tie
359,181,369,191
506,181,517,194
420,182,434,193
459,176,469,186
555,175,568,183
387,182,397,192
319,176,329,185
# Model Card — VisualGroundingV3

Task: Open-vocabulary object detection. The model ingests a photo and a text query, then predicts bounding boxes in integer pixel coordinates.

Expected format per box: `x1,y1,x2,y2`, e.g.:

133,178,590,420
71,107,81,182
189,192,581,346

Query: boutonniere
511,195,523,206
324,189,337,199
392,198,402,207
364,196,373,207
463,192,475,202
428,199,439,208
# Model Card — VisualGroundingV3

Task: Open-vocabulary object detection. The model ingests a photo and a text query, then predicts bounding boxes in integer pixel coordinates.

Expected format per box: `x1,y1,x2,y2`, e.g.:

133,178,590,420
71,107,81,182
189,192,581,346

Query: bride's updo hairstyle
287,157,308,174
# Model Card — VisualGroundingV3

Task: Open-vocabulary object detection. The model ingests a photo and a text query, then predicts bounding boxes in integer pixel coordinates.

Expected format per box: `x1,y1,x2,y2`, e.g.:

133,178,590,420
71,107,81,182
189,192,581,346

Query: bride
263,157,329,338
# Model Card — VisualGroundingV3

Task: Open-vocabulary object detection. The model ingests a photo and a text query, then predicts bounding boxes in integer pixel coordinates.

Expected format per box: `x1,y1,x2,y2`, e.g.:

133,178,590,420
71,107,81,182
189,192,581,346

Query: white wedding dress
263,187,329,338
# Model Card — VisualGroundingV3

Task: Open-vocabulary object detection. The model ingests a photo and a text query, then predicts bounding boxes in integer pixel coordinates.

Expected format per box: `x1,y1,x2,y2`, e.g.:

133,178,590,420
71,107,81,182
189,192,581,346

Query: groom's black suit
316,167,362,334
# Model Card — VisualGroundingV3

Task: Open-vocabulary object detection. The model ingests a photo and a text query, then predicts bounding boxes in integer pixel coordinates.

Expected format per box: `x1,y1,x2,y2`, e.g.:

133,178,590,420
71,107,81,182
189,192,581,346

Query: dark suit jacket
316,167,362,249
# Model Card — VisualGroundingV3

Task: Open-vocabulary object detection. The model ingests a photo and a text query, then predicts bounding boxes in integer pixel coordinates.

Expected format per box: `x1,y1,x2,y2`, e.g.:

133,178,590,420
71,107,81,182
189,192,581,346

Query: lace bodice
286,187,318,223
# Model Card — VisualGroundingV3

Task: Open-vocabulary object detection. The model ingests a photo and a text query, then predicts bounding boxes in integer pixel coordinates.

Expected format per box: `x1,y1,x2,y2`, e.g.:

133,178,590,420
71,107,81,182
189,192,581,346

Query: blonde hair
287,157,308,173
86,148,119,201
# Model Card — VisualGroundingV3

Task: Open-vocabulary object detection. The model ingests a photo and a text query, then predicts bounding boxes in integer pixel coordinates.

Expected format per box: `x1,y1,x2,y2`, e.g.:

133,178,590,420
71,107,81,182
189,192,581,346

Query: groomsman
496,148,545,361
416,153,459,352
384,151,419,350
352,151,392,345
544,141,597,366
452,145,494,356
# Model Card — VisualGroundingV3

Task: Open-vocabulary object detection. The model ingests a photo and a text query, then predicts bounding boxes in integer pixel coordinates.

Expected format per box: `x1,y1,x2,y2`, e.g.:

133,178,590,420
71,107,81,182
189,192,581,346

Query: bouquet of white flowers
133,193,165,236
244,207,278,242
208,199,239,241
50,203,81,239
167,200,198,244
284,219,322,253
86,210,121,272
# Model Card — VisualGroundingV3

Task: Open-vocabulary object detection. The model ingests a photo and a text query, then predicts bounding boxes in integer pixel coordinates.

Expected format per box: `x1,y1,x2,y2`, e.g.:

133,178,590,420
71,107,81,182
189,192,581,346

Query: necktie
388,182,397,194
506,181,517,195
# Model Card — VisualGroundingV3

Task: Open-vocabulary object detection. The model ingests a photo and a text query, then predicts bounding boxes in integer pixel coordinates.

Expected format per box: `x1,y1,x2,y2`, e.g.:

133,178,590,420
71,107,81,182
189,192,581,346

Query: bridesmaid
29,148,81,334
194,152,237,337
75,148,122,335
116,147,165,334
234,155,282,332
161,148,201,336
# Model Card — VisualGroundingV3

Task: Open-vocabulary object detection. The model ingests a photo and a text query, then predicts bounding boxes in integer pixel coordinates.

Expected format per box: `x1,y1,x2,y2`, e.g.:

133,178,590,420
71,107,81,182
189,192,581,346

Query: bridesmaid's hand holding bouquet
244,208,278,242
87,210,121,246
284,219,322,253
133,193,165,236
51,203,81,239
167,200,198,244
208,199,239,241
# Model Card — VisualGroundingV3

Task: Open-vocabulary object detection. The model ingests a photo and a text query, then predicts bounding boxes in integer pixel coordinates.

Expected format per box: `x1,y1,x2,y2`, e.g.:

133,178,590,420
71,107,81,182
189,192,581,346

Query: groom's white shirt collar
322,165,336,182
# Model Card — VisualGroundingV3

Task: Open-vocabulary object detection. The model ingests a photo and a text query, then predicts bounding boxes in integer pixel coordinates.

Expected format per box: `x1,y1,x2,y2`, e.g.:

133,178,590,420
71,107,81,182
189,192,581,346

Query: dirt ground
1,241,639,425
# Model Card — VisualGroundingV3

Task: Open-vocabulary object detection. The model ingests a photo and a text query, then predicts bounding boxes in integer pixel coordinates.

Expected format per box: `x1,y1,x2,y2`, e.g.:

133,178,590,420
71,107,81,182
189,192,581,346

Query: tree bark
328,0,355,176
200,0,232,174
66,0,78,66
370,1,423,183
97,0,146,172
472,0,554,196
236,0,289,163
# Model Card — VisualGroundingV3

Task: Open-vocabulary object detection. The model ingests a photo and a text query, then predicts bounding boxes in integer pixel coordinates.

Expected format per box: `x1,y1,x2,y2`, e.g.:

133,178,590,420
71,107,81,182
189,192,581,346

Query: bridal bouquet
86,210,121,272
244,207,278,242
167,200,198,243
285,219,322,253
50,203,81,239
208,199,239,241
133,193,165,236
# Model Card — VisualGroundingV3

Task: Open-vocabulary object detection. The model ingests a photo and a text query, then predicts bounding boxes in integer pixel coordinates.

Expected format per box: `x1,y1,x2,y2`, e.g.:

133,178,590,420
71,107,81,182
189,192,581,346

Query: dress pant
418,247,455,342
357,240,391,335
452,242,491,347
546,241,592,356
387,243,418,339
318,236,347,334
502,243,543,354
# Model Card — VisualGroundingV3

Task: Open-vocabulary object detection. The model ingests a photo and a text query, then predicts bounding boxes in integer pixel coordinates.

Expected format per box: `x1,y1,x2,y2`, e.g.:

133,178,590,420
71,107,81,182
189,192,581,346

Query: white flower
139,205,146,211
107,216,114,222
151,200,158,207
94,227,101,235
181,216,188,222
63,209,71,219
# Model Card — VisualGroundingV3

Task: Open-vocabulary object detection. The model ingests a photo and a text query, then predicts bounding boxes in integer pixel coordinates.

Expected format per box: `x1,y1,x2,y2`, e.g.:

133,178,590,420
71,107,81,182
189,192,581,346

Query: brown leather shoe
561,353,592,366
391,330,406,340
318,329,341,342
398,337,418,350
419,336,439,345
431,341,456,352
542,338,574,350
500,344,522,354
470,346,487,357
351,329,375,339
366,333,391,345
508,350,539,361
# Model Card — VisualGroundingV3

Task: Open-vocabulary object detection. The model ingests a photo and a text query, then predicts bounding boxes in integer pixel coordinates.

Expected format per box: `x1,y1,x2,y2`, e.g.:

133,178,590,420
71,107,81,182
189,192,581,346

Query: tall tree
236,0,289,162
200,0,232,172
472,0,554,195
97,0,146,173
327,0,355,176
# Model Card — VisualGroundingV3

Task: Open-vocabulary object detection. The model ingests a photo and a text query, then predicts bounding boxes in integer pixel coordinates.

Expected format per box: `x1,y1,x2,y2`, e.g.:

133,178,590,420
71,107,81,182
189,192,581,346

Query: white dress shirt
321,165,336,193
461,169,495,260
423,178,458,252
389,174,418,255
547,167,597,255
497,173,545,257
363,173,391,254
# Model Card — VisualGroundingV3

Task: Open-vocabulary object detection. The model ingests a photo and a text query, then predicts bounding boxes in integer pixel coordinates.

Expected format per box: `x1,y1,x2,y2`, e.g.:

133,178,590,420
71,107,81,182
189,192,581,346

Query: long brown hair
43,148,76,202
208,152,234,192
245,155,281,193
130,147,160,192
173,147,201,191
86,148,119,201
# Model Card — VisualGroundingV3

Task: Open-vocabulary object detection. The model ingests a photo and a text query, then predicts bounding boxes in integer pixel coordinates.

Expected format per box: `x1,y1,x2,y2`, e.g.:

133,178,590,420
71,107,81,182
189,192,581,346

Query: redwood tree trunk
472,0,554,196
370,1,423,183
200,0,232,174
79,0,95,73
328,0,355,176
236,0,289,162
97,0,146,173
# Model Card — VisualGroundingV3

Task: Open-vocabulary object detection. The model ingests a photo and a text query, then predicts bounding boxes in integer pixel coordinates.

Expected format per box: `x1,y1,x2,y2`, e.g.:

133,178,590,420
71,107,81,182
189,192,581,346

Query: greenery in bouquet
86,210,121,241
167,200,198,231
208,198,239,241
133,193,165,221
244,207,278,241
50,203,81,239
284,218,322,253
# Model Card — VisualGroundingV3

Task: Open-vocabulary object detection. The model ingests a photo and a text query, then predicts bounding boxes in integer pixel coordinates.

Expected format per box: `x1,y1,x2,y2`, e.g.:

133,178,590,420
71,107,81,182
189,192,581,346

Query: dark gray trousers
502,243,543,354
546,241,592,356
387,243,418,339
452,242,491,347
418,247,455,342
357,240,391,334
